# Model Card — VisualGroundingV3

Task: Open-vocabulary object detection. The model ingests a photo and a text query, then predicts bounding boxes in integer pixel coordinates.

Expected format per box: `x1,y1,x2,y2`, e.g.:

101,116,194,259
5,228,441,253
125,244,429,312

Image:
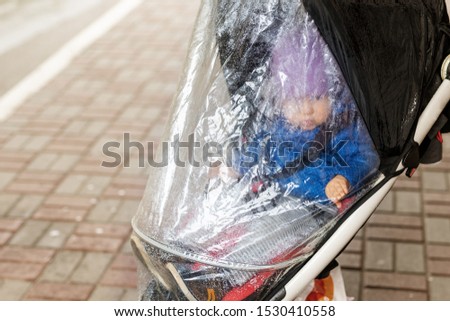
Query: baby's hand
325,175,350,209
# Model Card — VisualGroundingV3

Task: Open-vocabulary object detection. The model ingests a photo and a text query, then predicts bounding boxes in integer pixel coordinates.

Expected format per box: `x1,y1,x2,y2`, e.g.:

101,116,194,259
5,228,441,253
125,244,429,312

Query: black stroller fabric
132,0,450,301
303,0,450,172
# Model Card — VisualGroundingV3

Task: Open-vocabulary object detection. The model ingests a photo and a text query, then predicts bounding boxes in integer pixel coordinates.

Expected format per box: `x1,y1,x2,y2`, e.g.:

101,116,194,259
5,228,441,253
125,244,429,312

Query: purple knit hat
271,24,335,100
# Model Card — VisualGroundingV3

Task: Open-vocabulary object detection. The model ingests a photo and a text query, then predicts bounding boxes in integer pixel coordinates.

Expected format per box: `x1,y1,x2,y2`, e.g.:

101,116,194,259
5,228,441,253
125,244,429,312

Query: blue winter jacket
233,102,380,202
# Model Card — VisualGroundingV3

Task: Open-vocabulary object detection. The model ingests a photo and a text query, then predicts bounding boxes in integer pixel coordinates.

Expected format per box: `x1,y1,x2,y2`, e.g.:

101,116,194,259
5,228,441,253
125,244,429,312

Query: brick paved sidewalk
341,155,450,300
0,0,449,301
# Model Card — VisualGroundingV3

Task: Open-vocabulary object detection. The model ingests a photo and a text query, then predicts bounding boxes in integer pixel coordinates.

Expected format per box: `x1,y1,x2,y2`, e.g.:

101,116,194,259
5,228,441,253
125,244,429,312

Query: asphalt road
0,0,118,97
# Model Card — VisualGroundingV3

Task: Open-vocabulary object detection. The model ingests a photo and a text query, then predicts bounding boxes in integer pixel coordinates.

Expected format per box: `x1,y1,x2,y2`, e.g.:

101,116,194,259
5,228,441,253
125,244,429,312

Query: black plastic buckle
402,142,420,178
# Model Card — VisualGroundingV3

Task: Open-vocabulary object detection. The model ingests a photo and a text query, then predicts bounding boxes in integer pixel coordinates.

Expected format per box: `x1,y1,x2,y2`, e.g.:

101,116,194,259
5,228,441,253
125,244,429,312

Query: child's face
282,96,331,131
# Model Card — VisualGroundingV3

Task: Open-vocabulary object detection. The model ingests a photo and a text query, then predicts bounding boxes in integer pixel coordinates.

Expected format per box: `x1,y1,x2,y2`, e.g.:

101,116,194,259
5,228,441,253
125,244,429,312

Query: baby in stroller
224,24,379,210
132,19,380,301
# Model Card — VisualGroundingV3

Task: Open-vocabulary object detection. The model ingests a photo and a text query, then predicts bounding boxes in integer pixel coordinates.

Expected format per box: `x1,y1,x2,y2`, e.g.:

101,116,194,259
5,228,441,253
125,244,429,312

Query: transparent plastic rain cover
132,0,382,301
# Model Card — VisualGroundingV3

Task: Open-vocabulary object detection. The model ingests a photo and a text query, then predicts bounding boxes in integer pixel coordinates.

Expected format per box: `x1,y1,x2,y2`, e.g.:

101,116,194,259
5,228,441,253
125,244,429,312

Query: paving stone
17,171,62,184
119,107,142,120
87,199,121,222
0,151,33,163
114,200,140,223
65,235,123,252
425,218,450,243
0,279,31,300
112,175,147,189
422,191,450,204
0,158,27,171
364,241,394,271
120,287,138,302
434,157,450,172
422,171,448,191
33,207,87,222
117,165,148,178
395,191,422,214
363,288,427,301
89,286,125,301
71,253,113,284
366,226,423,242
37,222,76,248
0,247,54,264
120,239,133,254
369,214,422,228
63,120,87,135
75,223,131,238
0,194,20,217
428,260,450,276
75,156,120,175
50,154,80,172
80,109,118,121
429,277,450,300
341,269,361,301
364,272,427,291
105,185,145,200
376,191,394,212
6,180,55,194
0,232,11,245
395,243,425,273
338,253,361,269
41,102,74,118
0,262,44,281
0,172,16,190
9,220,50,246
343,238,362,253
44,195,94,210
8,195,44,218
424,204,450,217
111,253,137,270
90,136,115,157
23,136,52,152
80,175,112,196
25,283,94,301
84,121,109,136
141,108,162,123
2,135,28,150
47,138,91,153
55,175,88,194
24,120,67,134
40,251,84,282
427,245,450,259
27,153,59,171
443,134,450,150
100,269,137,288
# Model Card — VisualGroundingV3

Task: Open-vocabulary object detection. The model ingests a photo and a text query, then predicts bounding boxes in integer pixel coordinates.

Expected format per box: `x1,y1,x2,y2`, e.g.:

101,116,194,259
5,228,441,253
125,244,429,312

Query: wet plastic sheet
132,0,382,301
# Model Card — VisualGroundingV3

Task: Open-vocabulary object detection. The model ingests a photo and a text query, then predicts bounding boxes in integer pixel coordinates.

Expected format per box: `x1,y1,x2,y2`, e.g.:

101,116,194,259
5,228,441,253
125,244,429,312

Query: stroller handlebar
413,78,450,147
442,54,450,81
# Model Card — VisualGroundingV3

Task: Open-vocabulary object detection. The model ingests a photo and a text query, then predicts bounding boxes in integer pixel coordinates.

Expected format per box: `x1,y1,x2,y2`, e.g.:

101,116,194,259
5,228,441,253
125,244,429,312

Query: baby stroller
131,0,450,301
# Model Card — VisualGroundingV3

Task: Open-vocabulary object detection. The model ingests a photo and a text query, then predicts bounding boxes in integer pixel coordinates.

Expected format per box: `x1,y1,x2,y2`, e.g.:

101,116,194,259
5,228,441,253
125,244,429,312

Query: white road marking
0,0,143,121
